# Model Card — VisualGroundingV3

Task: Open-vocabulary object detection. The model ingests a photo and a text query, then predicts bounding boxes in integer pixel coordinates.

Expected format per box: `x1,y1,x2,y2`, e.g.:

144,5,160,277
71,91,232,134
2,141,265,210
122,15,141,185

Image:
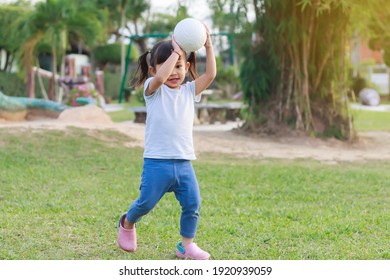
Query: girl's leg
126,158,175,225
118,159,176,252
174,160,210,260
173,160,201,240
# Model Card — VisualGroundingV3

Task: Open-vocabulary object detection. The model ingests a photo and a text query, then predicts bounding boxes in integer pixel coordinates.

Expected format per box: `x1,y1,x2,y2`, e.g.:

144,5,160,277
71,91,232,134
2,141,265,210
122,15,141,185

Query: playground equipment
29,55,105,107
1,55,107,123
0,90,67,121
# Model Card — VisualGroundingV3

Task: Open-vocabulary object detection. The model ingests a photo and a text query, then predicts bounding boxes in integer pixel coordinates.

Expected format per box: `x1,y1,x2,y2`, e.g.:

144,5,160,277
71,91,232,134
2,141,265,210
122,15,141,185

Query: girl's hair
132,40,198,88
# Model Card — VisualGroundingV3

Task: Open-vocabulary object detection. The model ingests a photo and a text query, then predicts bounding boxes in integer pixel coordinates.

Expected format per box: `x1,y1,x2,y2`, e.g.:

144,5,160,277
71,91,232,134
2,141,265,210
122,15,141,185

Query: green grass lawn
107,99,145,123
352,109,390,131
0,127,389,260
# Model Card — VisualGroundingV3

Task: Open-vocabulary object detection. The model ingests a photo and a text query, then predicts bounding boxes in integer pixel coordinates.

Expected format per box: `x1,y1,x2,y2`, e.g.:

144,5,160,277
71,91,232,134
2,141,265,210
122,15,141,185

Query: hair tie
147,50,151,54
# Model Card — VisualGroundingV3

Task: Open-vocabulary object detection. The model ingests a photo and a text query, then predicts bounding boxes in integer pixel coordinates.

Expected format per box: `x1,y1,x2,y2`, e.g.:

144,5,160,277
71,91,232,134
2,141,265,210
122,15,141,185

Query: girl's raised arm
145,37,184,96
195,26,217,95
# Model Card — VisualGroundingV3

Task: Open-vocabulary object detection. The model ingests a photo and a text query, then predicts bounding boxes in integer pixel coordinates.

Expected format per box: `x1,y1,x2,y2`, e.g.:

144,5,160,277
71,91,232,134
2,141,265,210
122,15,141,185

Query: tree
207,0,251,66
97,0,149,40
149,4,190,34
17,0,104,100
96,0,150,77
207,0,250,34
236,0,390,139
206,0,390,139
0,5,30,72
359,1,390,65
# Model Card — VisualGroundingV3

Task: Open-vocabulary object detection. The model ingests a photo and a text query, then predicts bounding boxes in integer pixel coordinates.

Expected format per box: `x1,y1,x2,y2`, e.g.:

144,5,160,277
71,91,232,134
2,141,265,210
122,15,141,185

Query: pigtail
187,52,199,79
132,50,150,88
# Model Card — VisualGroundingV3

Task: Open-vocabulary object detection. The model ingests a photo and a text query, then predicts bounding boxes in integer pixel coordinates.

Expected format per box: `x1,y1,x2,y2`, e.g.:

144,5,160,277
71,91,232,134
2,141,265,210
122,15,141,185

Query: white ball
173,18,207,53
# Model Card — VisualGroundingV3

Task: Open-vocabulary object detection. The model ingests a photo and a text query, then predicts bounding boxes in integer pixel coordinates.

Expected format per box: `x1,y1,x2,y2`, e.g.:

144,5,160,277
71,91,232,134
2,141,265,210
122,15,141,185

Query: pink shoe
117,214,137,252
176,242,210,260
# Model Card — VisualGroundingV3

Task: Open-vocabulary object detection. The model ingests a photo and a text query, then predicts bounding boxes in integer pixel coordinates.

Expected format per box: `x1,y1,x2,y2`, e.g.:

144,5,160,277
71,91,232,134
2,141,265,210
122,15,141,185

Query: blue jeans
126,158,201,238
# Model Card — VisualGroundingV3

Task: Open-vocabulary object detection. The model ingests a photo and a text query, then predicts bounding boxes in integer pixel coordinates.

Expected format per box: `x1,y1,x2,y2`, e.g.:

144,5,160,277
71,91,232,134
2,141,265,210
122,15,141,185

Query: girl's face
154,59,190,89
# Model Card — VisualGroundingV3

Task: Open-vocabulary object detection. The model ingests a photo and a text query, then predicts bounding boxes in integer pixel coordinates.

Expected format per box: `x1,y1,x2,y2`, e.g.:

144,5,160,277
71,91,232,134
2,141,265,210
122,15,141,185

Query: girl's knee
132,198,158,215
140,200,157,213
182,196,201,213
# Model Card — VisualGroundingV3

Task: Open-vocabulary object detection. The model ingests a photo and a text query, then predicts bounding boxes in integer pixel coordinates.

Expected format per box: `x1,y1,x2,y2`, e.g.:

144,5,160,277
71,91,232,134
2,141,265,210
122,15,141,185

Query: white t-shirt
143,77,201,160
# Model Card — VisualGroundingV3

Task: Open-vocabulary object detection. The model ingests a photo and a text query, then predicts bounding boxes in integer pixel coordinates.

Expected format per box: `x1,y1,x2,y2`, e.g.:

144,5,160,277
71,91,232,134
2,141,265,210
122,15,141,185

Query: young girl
117,27,216,260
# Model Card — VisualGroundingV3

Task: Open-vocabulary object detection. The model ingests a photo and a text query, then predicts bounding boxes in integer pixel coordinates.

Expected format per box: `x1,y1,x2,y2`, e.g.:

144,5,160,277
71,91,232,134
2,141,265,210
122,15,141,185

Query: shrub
351,76,368,96
215,56,240,98
93,43,139,69
103,71,121,101
0,72,26,97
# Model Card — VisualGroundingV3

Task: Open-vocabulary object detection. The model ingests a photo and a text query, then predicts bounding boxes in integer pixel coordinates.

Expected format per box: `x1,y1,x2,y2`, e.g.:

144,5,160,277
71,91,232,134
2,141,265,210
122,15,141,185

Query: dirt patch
58,106,112,124
193,129,390,163
1,107,389,163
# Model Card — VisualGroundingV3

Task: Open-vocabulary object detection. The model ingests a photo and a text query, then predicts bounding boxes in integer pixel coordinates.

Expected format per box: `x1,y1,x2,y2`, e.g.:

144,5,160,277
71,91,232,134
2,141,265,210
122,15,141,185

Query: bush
0,71,53,99
94,44,139,102
215,56,240,98
103,71,122,101
351,76,367,95
94,44,121,66
93,43,139,69
0,72,26,97
384,49,390,67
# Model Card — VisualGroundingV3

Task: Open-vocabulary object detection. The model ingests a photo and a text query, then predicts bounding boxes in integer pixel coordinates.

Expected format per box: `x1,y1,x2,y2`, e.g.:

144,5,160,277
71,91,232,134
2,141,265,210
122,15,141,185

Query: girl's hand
171,35,184,56
203,24,212,48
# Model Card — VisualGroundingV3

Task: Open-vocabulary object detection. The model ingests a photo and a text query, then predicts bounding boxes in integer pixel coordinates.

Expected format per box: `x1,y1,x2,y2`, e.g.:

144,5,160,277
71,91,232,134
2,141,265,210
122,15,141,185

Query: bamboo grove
240,0,374,139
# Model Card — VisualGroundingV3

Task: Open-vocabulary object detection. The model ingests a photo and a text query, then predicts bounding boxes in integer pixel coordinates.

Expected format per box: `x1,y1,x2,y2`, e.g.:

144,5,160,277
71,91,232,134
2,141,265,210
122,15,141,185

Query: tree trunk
27,67,35,98
120,8,126,79
301,3,317,131
51,41,58,101
58,30,67,103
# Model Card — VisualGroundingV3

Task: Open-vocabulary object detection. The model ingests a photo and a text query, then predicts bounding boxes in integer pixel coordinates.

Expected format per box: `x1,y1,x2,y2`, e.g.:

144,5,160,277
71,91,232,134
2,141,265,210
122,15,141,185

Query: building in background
351,37,389,95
